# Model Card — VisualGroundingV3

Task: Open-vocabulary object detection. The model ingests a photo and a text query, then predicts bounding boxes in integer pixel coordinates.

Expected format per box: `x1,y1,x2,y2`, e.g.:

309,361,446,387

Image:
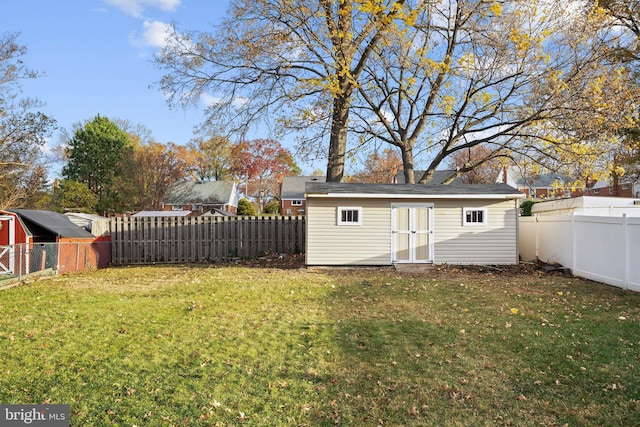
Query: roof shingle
306,182,523,197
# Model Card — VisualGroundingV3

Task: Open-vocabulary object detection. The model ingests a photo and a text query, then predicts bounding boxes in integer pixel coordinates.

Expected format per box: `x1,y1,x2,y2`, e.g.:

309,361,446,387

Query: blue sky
2,1,310,170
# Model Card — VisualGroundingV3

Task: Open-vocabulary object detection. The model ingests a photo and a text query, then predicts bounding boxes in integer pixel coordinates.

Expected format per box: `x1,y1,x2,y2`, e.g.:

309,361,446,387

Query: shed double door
391,204,433,263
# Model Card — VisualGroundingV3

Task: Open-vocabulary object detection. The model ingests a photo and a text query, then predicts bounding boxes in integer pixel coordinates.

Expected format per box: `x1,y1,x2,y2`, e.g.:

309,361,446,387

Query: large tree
231,138,300,211
119,139,191,212
155,0,419,182
0,32,56,209
597,0,640,60
594,0,640,187
42,179,98,214
62,115,131,214
187,135,234,181
351,148,402,183
446,145,504,184
352,0,627,184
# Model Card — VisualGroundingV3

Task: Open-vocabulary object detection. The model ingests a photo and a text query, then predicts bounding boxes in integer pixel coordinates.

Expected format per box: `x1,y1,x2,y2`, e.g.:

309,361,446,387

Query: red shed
0,209,110,276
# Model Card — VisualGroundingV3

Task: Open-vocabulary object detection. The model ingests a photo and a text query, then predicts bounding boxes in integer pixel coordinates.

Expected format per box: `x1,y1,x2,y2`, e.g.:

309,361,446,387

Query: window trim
462,207,487,226
172,204,183,211
291,199,303,206
337,206,362,226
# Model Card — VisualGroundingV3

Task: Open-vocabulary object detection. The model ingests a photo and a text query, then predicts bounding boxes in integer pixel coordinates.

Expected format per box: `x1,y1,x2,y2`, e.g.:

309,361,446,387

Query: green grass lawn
0,264,639,426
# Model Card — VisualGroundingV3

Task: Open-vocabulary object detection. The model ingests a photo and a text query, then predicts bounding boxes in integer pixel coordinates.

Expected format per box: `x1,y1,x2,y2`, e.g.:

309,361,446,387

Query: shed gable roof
395,170,462,184
306,182,523,199
11,209,95,238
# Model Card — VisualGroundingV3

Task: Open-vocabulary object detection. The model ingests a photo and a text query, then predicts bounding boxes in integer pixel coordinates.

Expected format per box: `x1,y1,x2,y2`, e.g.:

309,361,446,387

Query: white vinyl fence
520,215,640,292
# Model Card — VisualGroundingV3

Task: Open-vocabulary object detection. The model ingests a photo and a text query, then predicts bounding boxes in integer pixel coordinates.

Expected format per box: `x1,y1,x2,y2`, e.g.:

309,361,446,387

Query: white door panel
391,204,433,263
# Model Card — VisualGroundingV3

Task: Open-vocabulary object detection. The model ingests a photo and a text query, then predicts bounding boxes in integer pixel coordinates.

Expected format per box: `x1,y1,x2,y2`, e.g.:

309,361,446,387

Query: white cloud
129,20,177,50
200,93,250,108
200,93,222,106
142,20,173,48
102,0,181,18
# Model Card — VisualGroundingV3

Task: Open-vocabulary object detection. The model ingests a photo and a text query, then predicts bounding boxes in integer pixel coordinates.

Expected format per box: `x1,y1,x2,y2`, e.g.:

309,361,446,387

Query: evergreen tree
62,115,130,214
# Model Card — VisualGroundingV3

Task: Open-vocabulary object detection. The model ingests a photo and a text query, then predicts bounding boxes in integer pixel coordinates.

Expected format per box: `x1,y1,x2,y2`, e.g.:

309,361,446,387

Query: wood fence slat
109,215,305,265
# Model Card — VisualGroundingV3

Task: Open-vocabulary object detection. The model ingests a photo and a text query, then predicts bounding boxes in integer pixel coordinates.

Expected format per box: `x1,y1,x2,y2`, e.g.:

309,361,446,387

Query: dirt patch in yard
235,254,571,282
395,261,574,281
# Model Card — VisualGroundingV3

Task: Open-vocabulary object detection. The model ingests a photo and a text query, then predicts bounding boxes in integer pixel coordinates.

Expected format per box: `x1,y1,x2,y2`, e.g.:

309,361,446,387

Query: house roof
200,208,234,217
517,173,572,188
11,209,95,238
497,166,572,189
281,176,326,200
164,181,237,205
306,182,524,199
132,210,191,217
395,170,462,184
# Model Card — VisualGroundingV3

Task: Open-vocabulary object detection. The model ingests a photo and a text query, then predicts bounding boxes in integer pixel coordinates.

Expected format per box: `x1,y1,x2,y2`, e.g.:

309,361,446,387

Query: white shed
305,182,524,266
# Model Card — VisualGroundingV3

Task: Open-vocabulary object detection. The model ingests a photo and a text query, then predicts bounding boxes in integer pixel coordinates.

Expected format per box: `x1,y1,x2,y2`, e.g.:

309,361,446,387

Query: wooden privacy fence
110,216,305,265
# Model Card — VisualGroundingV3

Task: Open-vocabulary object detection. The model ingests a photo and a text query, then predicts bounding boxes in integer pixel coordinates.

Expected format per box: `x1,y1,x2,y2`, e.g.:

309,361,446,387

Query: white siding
306,199,392,265
306,197,519,266
433,199,518,264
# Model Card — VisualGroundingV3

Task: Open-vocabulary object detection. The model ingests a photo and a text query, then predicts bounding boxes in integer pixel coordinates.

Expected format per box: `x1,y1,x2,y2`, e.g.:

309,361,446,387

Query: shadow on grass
312,268,640,426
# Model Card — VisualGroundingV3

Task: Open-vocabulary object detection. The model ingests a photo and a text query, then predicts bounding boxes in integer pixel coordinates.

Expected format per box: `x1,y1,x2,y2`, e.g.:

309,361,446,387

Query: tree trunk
326,93,350,182
400,146,415,184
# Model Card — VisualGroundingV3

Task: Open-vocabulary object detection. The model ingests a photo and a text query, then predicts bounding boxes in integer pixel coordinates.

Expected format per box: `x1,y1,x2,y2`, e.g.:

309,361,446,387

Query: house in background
497,166,640,200
584,179,639,198
393,169,462,184
305,182,523,266
162,180,239,215
530,196,640,217
280,176,326,216
496,166,576,199
132,210,192,218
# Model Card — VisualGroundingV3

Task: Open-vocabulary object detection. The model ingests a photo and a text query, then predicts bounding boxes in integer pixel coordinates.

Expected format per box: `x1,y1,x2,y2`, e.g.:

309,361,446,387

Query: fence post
534,214,539,261
571,215,576,272
623,214,629,291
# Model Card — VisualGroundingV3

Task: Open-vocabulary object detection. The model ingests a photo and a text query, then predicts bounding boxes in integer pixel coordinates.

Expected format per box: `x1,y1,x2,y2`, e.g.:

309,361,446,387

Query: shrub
237,198,257,216
263,200,280,214
520,199,536,216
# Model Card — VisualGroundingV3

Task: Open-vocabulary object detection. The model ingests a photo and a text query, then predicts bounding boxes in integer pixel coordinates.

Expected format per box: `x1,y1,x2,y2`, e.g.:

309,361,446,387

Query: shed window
291,200,303,206
172,204,183,211
337,207,362,225
463,208,487,226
